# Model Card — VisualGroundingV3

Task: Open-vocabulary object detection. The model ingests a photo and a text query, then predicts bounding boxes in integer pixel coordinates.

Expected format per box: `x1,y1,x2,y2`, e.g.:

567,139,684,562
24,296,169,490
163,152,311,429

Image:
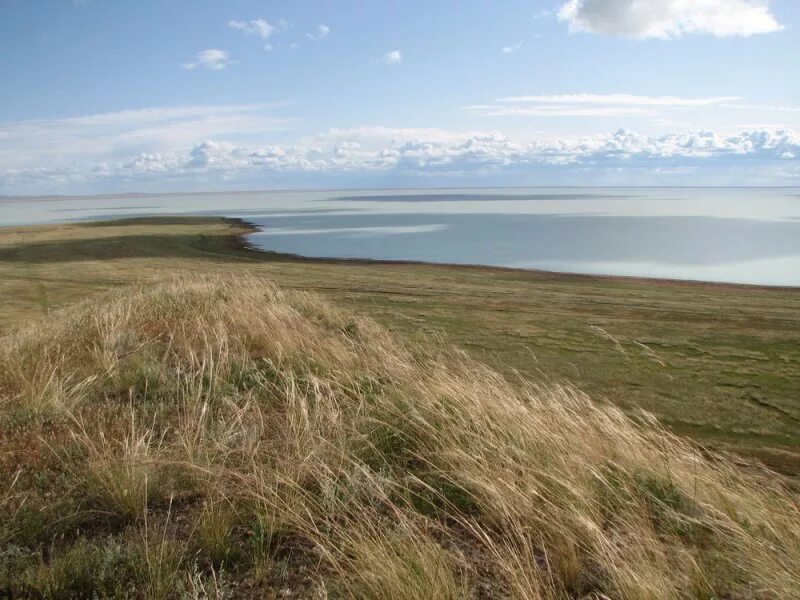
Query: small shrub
185,560,231,599
1,538,137,598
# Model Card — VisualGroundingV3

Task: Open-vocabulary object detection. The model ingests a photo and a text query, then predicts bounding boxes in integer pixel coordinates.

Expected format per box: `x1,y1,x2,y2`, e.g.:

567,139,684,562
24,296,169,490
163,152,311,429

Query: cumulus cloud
182,49,231,71
558,0,784,38
381,50,403,65
228,18,277,39
2,110,798,194
306,24,331,40
2,104,799,194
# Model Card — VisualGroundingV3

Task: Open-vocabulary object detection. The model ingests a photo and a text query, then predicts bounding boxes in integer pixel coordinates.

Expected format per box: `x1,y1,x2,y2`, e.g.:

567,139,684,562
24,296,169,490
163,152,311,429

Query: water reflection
248,212,800,285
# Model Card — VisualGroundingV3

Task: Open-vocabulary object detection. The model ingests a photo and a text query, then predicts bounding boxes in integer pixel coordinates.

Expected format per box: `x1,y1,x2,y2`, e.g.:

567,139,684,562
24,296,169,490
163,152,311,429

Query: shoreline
222,216,800,293
2,214,798,476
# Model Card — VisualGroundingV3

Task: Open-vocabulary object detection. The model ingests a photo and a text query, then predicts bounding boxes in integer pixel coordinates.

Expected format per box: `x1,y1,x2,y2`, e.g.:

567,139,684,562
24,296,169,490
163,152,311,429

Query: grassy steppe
1,276,799,598
0,218,800,475
1,217,798,474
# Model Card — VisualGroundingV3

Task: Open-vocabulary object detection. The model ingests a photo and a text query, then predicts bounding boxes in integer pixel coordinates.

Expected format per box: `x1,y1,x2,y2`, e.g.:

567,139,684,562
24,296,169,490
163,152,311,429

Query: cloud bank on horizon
0,0,797,194
3,103,797,194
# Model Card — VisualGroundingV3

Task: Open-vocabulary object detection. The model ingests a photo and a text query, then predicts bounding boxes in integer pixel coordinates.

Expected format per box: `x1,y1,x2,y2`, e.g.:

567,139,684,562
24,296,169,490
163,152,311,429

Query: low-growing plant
1,538,137,598
193,499,237,566
137,503,185,600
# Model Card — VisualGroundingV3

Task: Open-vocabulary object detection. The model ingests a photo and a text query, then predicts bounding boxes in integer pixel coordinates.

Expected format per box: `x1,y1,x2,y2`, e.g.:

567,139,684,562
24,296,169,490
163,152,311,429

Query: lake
2,187,799,286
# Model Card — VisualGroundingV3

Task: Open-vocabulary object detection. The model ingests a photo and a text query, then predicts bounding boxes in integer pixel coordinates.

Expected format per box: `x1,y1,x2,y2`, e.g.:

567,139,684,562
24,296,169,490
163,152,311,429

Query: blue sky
1,0,799,194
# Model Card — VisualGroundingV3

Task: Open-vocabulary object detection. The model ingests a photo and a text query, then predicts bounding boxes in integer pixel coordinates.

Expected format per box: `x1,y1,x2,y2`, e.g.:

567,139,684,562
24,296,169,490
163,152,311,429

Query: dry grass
138,503,186,600
1,275,798,598
2,217,799,475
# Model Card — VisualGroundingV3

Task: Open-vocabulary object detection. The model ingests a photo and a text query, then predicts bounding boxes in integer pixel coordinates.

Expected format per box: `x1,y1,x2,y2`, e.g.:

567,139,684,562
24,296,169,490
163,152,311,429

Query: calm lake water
2,188,800,286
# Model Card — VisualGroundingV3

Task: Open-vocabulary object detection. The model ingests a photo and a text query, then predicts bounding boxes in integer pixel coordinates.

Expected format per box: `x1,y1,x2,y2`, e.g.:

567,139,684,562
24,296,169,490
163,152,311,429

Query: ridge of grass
1,275,798,598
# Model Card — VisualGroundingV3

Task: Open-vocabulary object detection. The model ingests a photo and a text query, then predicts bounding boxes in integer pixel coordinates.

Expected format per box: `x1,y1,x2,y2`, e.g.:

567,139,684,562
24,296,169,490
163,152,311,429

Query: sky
1,0,799,195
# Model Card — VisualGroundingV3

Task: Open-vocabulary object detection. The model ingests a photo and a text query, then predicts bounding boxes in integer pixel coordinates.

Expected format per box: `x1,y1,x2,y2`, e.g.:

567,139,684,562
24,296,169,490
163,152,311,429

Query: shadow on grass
0,232,239,263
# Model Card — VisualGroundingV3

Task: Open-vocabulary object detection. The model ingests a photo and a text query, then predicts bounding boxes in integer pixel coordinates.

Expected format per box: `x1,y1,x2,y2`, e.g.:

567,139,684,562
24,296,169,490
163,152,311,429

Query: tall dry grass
1,275,798,598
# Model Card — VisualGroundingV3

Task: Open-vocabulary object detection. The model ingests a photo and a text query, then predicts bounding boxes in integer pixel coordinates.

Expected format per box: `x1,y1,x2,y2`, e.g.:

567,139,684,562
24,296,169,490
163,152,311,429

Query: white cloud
381,50,403,65
2,108,798,193
228,18,277,39
467,105,655,117
501,42,522,54
719,102,800,113
182,49,231,71
10,99,792,186
306,24,331,40
558,0,784,38
497,94,742,106
468,93,745,117
0,103,289,174
134,126,800,173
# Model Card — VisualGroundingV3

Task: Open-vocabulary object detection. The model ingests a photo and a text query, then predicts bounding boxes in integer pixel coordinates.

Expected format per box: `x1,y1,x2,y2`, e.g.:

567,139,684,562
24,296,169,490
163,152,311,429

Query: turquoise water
2,188,799,286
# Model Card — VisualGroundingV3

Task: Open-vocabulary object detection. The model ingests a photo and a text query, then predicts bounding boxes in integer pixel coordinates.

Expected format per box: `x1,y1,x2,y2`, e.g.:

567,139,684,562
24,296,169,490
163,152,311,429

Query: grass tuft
70,409,163,521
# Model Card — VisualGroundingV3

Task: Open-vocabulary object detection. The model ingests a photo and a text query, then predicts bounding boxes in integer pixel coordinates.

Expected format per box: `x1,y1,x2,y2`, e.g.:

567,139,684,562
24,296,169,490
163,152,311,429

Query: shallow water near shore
2,187,800,286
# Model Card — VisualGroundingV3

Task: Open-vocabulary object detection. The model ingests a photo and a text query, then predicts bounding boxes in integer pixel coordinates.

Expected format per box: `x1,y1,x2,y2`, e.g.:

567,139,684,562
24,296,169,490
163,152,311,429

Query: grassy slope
1,217,799,475
2,276,799,598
